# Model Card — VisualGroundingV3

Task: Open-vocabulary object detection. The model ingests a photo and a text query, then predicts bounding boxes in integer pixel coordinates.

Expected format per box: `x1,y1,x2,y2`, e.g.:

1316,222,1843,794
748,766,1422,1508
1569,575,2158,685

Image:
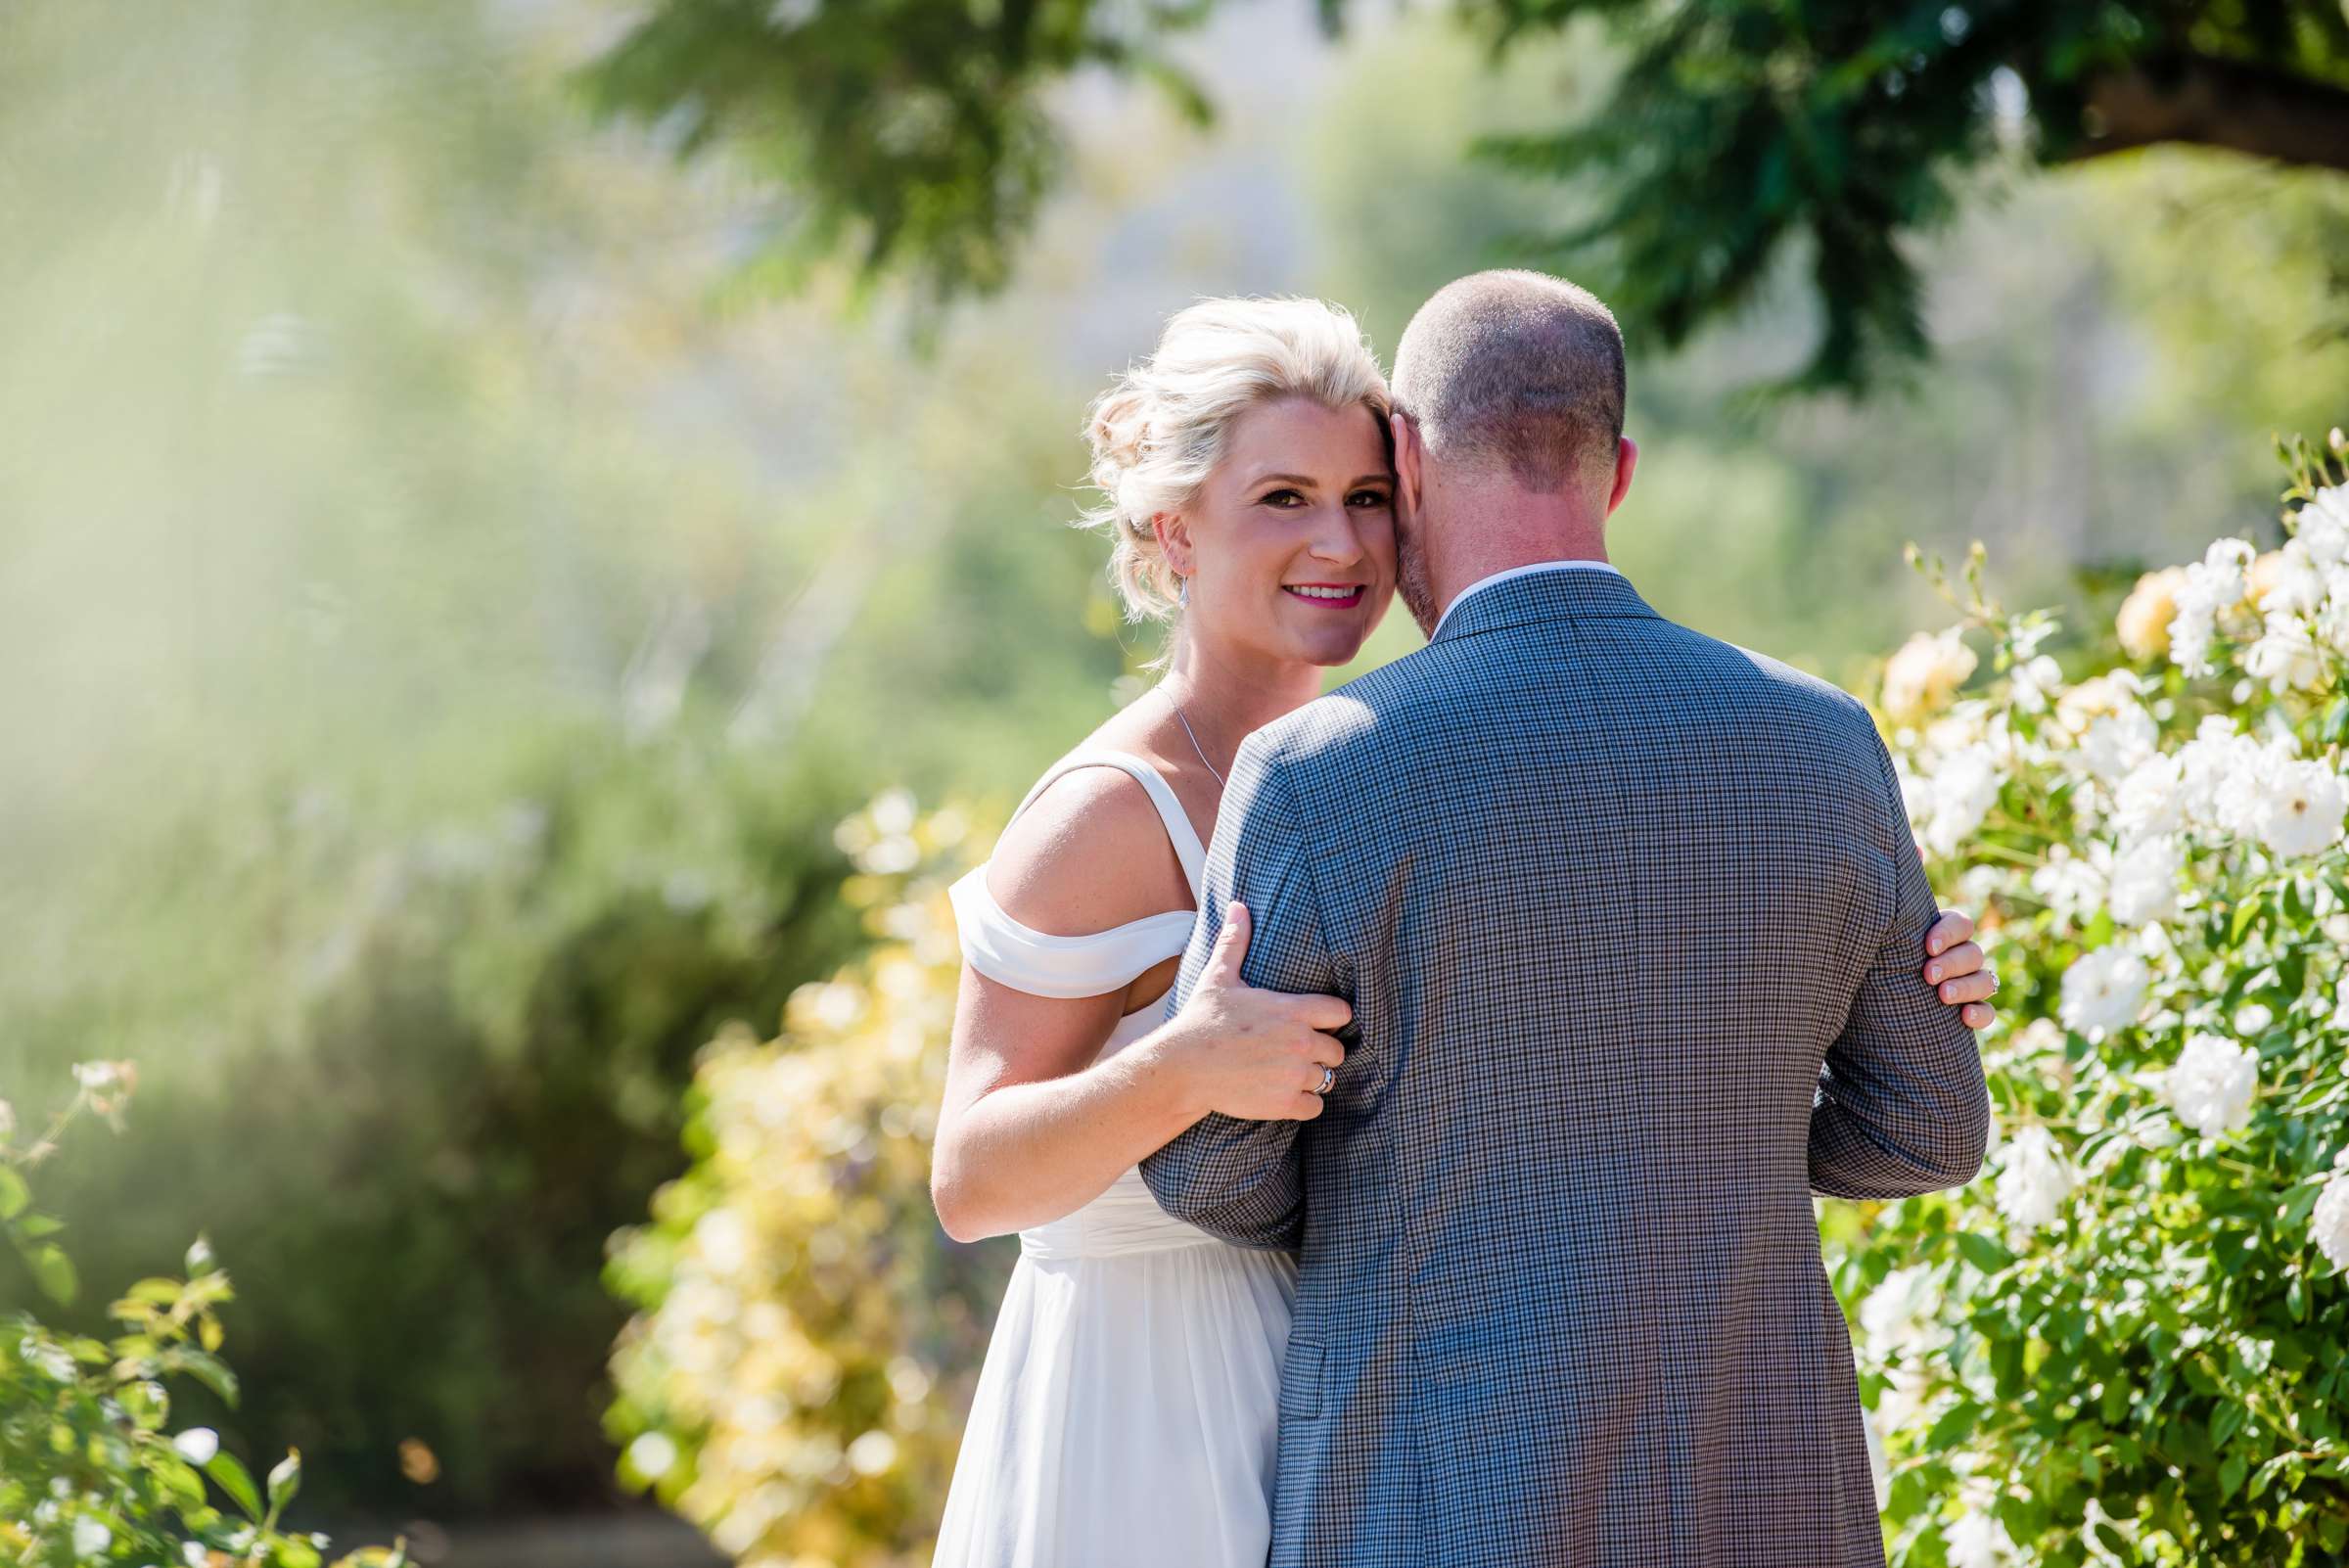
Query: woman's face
1163,395,1397,669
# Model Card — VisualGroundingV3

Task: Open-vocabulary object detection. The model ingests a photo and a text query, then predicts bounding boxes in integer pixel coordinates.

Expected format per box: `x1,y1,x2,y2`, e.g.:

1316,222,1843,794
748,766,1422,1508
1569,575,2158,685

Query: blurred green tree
580,0,2349,391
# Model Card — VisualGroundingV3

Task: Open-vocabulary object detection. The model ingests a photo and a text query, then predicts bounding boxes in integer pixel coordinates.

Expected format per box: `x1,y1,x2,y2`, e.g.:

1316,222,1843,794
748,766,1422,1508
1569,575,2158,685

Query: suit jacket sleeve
1138,738,1343,1252
1810,727,1993,1199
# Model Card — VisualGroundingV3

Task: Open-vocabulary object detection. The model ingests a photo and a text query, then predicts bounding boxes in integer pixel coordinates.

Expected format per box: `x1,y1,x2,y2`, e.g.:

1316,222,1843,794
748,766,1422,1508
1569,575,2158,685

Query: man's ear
1391,411,1423,513
1151,511,1193,577
1605,435,1638,517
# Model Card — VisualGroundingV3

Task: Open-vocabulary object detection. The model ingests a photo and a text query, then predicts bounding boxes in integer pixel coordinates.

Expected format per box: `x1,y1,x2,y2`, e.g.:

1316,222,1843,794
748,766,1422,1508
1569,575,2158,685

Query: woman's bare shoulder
984,761,1194,938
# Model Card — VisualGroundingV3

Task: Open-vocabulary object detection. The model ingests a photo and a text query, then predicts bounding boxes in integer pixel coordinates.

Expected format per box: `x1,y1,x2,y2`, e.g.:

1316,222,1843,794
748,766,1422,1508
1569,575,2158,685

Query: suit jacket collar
1427,564,1660,644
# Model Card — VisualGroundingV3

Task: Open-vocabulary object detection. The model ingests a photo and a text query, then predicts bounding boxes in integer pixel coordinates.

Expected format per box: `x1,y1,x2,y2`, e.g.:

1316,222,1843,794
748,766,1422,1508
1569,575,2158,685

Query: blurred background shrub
604,796,1007,1568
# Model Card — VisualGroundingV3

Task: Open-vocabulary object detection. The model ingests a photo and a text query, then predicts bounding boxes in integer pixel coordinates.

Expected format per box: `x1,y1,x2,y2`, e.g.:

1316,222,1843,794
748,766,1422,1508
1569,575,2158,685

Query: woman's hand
1923,909,1997,1030
1152,903,1351,1123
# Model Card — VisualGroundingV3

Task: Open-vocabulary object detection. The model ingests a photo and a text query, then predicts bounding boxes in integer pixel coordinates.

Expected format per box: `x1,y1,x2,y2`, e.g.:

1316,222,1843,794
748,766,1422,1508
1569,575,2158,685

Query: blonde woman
926,297,1996,1568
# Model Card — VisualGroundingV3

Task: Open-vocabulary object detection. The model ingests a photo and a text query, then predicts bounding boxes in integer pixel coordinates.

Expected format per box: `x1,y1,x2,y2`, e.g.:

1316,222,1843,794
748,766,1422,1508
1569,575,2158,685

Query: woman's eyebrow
1248,472,1318,488
1350,473,1395,487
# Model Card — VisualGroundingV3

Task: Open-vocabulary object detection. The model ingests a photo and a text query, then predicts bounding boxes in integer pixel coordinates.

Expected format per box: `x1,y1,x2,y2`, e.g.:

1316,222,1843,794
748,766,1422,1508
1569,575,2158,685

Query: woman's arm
933,910,1346,1242
929,773,1347,1243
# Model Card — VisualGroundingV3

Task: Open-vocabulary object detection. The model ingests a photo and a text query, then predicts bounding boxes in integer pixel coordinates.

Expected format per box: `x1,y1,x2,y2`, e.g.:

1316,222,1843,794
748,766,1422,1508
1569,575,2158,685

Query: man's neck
1423,475,1609,603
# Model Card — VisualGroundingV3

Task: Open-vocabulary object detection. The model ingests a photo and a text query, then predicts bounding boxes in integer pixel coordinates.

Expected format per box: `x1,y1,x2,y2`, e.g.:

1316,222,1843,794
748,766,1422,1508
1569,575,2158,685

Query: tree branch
2066,51,2349,175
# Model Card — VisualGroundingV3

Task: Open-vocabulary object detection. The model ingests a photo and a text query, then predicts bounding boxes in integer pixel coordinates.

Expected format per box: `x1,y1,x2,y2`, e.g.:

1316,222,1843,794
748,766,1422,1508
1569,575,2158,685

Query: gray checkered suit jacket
1139,568,1990,1568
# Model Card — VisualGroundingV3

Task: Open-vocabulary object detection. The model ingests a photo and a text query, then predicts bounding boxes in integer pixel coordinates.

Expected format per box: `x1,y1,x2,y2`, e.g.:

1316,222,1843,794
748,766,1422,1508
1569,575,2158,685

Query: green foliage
7,727,870,1518
585,0,2349,390
604,795,1009,1567
1474,0,2349,392
572,0,1221,310
2,0,1134,1518
0,1067,406,1568
1842,427,2349,1561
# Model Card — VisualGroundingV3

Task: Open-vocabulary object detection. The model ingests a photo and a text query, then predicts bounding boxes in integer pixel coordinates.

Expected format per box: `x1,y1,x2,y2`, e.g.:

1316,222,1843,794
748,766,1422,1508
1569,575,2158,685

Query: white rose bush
1845,429,2349,1564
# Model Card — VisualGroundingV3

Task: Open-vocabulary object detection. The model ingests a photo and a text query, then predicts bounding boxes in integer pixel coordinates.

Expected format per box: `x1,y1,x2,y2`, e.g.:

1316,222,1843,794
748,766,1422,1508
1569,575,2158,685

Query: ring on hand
1984,968,2001,995
1315,1064,1335,1096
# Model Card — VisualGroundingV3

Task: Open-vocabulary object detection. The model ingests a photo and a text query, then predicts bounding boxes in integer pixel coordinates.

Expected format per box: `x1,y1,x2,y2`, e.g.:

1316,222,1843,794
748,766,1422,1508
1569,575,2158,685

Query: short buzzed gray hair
1391,269,1625,493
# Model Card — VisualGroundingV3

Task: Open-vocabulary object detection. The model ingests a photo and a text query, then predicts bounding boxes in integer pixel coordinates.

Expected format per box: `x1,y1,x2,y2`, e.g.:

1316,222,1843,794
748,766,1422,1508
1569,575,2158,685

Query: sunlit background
5,0,2346,1563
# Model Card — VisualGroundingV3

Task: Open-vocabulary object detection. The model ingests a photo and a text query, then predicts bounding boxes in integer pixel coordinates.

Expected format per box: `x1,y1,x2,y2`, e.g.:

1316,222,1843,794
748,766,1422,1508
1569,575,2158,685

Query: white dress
932,752,1299,1568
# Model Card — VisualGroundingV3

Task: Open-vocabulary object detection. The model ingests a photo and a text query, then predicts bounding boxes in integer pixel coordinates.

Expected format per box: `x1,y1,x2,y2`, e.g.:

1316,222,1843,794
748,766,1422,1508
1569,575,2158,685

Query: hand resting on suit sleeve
1139,739,1348,1251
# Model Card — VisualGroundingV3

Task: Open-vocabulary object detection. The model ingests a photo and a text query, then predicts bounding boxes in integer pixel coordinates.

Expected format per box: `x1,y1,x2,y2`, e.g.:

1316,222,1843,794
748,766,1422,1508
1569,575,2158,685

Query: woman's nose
1307,504,1366,565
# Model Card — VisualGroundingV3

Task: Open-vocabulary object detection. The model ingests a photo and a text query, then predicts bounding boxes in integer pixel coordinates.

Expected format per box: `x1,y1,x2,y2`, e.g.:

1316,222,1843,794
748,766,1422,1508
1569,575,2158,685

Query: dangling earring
1177,575,1190,609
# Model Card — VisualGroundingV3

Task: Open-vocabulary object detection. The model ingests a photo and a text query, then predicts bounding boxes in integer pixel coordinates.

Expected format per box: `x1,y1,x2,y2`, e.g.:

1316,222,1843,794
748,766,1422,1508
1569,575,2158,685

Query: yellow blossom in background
2249,549,2291,605
2115,564,2188,662
1880,627,1978,723
605,796,1009,1568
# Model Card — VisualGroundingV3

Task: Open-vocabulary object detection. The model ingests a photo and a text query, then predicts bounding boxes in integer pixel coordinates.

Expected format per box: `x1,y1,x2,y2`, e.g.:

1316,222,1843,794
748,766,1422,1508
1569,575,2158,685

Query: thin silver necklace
1164,688,1226,789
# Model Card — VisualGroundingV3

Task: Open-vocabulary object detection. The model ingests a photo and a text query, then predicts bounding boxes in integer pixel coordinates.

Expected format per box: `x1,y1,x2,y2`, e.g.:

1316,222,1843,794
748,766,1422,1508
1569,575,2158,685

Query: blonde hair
1080,296,1393,623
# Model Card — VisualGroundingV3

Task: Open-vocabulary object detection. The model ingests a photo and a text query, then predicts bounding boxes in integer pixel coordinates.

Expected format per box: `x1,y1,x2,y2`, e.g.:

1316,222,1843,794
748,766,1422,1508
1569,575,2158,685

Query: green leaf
2232,892,2264,945
29,1243,77,1306
1925,1402,1979,1450
2211,1402,2248,1448
1955,1231,2015,1274
2220,1452,2249,1500
165,1348,241,1407
0,1165,29,1220
267,1447,301,1514
207,1450,262,1519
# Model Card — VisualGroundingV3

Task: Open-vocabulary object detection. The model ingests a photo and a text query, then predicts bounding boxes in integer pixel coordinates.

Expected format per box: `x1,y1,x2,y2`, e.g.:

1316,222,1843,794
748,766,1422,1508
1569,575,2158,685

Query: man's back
1141,568,1989,1568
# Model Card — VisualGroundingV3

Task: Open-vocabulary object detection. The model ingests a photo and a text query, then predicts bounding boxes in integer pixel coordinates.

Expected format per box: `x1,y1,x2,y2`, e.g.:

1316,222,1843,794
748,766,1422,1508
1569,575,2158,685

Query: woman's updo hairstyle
1081,296,1393,623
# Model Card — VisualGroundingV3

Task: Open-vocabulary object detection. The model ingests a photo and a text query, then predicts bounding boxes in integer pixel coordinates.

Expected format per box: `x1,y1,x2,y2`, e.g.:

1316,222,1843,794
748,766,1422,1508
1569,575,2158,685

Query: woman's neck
1157,636,1322,772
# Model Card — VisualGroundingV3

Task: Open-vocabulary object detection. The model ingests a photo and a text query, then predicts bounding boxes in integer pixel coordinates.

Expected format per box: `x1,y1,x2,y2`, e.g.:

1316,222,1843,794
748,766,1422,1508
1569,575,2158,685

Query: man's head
1388,269,1635,632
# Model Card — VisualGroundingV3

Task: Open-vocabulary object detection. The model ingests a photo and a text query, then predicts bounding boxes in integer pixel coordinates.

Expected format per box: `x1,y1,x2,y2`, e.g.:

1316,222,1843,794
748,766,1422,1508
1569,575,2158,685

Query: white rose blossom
2106,837,2183,926
1859,1265,1938,1354
2163,1035,2260,1136
2057,946,2150,1039
2168,538,2255,677
2008,654,2063,715
2259,540,2328,614
2315,1149,2349,1270
2072,703,2158,784
2255,758,2348,860
1945,1509,2015,1568
1920,745,2006,858
2030,844,2107,926
1996,1125,2074,1231
2299,484,2349,566
2244,610,2326,693
2112,751,2186,840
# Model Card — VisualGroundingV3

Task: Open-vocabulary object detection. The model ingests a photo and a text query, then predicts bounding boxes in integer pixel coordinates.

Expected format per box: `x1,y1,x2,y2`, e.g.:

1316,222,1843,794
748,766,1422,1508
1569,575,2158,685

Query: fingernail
1928,964,1943,982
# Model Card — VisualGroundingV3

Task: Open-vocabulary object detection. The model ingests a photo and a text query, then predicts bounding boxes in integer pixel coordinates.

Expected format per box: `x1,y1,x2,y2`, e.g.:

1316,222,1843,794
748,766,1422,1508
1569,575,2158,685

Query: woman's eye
1259,489,1305,508
1348,489,1392,509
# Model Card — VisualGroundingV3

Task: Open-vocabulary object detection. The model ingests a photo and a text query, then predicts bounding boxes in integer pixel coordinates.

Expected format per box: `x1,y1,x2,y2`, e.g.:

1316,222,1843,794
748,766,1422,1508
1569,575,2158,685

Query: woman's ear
1391,411,1423,514
1151,511,1193,578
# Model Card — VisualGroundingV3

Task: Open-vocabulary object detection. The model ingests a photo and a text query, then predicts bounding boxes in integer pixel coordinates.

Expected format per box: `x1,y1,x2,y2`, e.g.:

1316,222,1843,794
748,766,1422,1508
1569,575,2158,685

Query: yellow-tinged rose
2249,550,2291,605
1881,628,1977,723
2053,671,2141,735
2116,565,2188,662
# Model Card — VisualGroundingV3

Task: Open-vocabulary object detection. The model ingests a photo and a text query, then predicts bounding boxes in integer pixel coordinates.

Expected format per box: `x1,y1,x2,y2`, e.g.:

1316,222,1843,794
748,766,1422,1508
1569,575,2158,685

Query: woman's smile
1282,582,1368,609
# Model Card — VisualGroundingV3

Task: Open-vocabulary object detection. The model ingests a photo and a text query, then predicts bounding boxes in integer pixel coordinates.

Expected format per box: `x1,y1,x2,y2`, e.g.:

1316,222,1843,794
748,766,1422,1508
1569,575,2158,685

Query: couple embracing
927,270,1997,1568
